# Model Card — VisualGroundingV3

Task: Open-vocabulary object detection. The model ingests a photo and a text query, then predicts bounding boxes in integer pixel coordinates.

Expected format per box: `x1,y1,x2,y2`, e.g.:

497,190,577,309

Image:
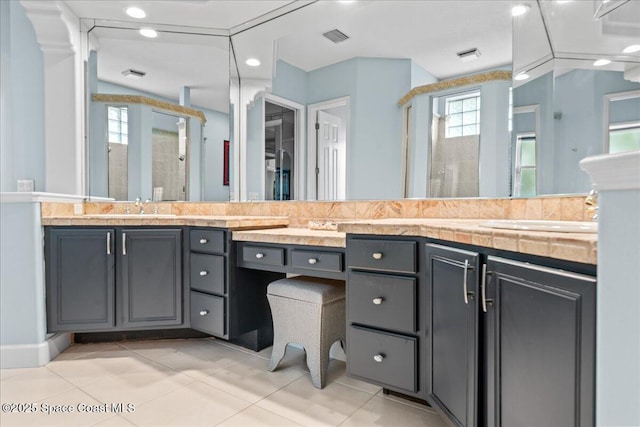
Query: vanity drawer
348,271,416,333
348,325,417,393
190,229,225,254
190,253,225,295
190,291,225,337
241,245,285,267
291,250,343,273
348,239,416,274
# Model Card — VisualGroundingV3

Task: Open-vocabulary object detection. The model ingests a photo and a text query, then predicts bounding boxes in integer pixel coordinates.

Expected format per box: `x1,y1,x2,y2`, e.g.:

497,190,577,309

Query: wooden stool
266,276,345,389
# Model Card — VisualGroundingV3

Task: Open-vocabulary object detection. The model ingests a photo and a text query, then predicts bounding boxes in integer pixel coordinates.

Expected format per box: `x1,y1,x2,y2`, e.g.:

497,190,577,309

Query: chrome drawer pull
308,258,318,265
199,310,209,316
122,233,127,255
199,238,208,244
106,232,111,255
255,253,265,259
199,270,208,276
372,297,384,305
373,354,384,363
372,252,383,260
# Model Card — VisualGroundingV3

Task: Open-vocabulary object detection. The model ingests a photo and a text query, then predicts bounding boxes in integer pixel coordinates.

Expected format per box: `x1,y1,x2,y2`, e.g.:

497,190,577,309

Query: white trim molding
0,333,71,368
0,192,87,203
579,150,640,191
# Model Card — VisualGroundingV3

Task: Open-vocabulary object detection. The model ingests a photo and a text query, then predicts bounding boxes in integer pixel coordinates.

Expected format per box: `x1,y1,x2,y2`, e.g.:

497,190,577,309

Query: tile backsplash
41,195,592,225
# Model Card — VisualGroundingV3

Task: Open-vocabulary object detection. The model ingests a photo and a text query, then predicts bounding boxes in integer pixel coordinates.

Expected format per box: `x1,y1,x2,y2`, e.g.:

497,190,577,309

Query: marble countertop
233,227,346,248
337,218,597,265
41,215,289,230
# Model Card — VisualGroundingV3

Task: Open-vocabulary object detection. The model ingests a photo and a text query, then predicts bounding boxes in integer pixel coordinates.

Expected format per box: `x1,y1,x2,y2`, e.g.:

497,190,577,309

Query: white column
580,150,640,427
21,1,84,196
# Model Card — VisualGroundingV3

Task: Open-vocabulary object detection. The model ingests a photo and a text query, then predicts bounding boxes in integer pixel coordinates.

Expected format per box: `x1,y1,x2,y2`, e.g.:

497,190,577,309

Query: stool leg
268,341,287,372
308,339,332,389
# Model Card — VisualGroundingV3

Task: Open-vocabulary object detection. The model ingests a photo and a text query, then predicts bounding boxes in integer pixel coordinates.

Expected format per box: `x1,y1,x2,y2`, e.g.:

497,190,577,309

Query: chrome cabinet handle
372,297,383,305
463,259,469,304
199,238,208,244
373,354,384,363
308,258,318,265
199,310,209,316
255,253,264,259
372,252,383,260
122,233,127,255
199,270,208,276
481,263,489,313
106,232,111,255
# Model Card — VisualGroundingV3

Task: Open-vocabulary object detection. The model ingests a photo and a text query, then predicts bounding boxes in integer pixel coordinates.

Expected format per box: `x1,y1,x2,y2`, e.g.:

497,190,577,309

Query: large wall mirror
512,0,640,196
231,1,513,201
73,1,638,202
81,18,231,202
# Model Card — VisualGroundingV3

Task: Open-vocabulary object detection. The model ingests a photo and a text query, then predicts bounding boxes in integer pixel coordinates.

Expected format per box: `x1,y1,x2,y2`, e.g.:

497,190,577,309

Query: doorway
307,97,349,200
264,101,295,200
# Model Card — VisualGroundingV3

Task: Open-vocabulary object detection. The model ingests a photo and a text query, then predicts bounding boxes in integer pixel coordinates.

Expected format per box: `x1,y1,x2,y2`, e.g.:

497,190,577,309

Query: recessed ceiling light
511,4,530,16
623,44,640,54
122,69,146,79
246,58,261,67
593,59,611,66
125,7,146,19
514,73,530,81
139,28,157,38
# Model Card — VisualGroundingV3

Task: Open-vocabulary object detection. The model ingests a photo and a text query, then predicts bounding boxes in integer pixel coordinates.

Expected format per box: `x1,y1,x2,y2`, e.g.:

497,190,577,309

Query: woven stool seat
266,276,346,389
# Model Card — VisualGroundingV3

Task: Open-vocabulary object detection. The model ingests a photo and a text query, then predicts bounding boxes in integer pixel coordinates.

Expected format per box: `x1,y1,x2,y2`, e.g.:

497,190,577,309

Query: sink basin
480,220,597,233
85,214,177,218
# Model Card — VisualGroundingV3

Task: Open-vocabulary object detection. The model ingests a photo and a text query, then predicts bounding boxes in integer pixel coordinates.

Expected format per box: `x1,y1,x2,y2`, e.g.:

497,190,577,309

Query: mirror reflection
76,0,639,202
512,0,640,195
231,1,513,201
83,21,230,201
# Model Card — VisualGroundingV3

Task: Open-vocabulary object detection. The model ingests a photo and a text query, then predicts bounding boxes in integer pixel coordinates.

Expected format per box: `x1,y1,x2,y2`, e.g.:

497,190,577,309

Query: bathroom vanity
42,208,597,427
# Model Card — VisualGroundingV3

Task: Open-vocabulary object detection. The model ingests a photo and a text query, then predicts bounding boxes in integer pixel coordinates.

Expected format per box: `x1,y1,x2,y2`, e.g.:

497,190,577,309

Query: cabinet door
120,229,182,328
485,257,596,427
47,228,115,331
425,244,479,427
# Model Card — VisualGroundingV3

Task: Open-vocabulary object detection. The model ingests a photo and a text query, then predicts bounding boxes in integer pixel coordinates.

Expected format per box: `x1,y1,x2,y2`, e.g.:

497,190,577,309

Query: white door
317,110,346,200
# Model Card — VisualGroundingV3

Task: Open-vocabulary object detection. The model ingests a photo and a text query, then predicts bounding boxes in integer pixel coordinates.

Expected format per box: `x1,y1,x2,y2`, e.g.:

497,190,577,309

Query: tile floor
0,338,447,426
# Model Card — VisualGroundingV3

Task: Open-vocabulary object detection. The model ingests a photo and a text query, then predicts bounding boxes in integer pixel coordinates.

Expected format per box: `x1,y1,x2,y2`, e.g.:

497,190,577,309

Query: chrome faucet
135,197,151,214
585,189,598,221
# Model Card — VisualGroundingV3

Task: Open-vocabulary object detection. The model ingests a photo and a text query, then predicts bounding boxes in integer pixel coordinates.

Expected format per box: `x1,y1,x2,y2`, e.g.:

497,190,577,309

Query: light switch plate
73,204,83,215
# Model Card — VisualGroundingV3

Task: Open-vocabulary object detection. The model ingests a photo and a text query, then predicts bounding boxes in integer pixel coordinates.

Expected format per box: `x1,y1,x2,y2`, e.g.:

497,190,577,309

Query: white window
445,92,480,138
514,133,536,197
609,122,640,154
108,106,128,144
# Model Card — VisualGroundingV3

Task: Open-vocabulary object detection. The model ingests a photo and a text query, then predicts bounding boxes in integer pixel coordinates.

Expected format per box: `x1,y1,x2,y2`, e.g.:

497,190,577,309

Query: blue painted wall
89,80,228,200
0,203,46,348
273,61,308,105
0,1,45,192
553,70,640,194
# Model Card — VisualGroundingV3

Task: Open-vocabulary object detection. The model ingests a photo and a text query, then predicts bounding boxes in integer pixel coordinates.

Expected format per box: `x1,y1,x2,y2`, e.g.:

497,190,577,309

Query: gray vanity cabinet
425,244,480,427
346,236,426,399
46,228,115,331
484,256,596,427
120,229,182,328
46,227,183,332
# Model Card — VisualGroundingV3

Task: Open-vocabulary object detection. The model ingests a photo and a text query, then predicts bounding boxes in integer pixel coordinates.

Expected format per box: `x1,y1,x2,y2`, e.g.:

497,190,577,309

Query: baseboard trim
0,333,71,368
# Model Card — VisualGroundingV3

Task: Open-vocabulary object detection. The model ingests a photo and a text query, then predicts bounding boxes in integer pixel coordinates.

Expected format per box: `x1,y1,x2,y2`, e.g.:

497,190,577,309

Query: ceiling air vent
457,48,481,62
323,29,349,44
121,69,146,79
